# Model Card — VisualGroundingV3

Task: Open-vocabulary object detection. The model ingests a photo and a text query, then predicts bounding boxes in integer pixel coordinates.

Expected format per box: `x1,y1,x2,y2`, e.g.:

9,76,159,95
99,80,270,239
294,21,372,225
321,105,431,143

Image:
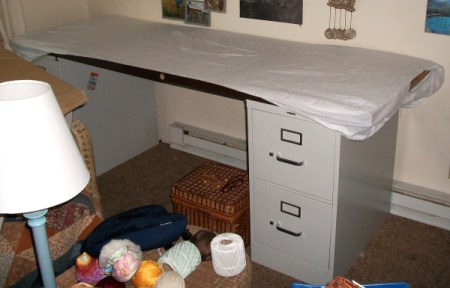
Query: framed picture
204,0,226,13
185,0,211,26
162,0,186,20
425,0,450,35
240,0,303,25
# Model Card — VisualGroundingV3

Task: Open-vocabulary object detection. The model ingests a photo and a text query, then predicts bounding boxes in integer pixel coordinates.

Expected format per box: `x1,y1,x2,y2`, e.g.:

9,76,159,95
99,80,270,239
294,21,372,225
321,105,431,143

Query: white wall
0,0,89,37
88,0,450,196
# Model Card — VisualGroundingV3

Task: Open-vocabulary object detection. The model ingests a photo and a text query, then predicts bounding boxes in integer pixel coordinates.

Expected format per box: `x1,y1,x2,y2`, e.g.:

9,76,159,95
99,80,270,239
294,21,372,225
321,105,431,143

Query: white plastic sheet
10,16,445,140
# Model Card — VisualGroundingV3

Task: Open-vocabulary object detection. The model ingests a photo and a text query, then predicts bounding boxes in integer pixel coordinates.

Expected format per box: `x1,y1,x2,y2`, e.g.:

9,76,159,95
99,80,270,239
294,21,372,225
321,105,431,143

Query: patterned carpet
97,143,450,288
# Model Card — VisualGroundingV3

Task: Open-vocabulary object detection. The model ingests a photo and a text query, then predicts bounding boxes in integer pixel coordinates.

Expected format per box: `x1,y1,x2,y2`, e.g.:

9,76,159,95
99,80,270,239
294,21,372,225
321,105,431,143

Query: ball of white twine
211,233,246,277
156,271,185,288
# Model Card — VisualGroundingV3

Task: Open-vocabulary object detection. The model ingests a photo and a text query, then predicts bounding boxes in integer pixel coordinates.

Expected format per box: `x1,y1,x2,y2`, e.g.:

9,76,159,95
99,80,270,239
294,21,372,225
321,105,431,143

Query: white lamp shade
0,80,90,213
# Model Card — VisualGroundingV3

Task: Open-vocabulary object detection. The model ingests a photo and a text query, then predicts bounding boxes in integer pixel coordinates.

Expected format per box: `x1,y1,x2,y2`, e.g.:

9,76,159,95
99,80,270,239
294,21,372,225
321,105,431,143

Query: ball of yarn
189,229,216,261
211,233,246,277
155,271,185,288
112,249,142,282
95,276,126,288
99,239,143,283
75,252,106,284
157,241,201,279
132,260,163,288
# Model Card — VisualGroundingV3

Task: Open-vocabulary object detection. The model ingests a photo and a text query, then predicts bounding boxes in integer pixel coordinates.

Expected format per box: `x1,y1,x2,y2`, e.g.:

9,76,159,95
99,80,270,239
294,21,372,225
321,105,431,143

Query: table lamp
0,80,90,288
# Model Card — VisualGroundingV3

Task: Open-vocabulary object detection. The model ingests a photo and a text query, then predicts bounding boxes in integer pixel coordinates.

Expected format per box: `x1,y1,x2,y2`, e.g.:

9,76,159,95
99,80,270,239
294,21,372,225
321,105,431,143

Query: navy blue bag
81,204,188,258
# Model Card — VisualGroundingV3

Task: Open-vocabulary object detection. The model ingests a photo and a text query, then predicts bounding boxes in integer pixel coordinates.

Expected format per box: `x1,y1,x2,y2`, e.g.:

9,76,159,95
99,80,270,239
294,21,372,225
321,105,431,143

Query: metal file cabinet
246,100,398,284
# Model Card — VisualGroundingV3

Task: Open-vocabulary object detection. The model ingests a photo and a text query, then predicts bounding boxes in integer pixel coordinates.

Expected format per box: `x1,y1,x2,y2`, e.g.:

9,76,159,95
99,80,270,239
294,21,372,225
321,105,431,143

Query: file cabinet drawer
252,181,332,270
251,109,337,201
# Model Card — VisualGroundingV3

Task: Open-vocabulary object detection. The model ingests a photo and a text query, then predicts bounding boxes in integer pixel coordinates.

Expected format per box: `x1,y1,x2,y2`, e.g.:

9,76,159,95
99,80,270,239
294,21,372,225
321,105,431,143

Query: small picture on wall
240,0,303,25
186,0,211,26
205,0,226,13
162,0,186,20
425,0,450,35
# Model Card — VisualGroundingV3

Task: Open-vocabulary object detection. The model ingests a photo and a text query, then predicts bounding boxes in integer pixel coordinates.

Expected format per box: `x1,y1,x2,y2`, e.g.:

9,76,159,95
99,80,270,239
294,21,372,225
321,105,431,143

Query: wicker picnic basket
171,161,250,246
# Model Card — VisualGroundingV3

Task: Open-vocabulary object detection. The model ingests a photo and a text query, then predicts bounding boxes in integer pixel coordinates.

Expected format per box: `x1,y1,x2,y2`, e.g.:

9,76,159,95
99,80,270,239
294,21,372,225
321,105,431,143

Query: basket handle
221,175,245,192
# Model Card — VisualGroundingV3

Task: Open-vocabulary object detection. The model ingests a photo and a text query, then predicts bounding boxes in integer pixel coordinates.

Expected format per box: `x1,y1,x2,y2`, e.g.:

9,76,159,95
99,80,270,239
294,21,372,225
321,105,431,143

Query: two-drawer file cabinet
246,100,398,284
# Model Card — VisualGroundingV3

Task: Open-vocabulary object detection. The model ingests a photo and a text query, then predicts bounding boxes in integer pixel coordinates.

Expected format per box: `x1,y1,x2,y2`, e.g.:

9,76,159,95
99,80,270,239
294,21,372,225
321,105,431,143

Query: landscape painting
426,0,450,35
162,0,186,20
240,0,303,25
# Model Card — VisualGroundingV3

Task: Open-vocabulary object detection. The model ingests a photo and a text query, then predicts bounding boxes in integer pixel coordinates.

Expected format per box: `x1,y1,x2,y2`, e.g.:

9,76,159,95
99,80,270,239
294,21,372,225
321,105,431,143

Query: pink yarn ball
112,250,142,282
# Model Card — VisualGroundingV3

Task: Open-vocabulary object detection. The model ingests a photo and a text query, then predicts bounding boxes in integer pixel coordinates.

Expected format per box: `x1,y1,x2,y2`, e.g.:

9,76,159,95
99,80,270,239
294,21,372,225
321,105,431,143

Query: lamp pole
24,209,57,288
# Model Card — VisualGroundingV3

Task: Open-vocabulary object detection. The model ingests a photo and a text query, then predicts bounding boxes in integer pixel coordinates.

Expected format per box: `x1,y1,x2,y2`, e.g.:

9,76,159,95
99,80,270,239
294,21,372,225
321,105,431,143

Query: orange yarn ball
132,260,163,288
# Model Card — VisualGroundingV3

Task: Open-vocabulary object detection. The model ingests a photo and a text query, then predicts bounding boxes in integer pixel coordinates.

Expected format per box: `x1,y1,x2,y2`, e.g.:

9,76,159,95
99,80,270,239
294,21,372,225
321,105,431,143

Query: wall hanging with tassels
325,0,356,40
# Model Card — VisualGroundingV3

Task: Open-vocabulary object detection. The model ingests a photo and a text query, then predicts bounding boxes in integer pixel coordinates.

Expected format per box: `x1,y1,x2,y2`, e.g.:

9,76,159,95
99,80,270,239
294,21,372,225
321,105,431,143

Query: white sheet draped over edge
10,16,445,140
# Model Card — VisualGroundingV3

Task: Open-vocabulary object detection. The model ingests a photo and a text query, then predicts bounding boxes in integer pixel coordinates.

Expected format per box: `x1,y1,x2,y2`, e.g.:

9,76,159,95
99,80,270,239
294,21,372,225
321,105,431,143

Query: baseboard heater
390,180,450,230
169,122,247,170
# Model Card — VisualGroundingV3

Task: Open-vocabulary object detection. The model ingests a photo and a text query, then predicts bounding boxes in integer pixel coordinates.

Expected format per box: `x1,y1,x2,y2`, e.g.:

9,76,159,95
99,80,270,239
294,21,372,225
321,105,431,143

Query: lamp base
24,209,57,288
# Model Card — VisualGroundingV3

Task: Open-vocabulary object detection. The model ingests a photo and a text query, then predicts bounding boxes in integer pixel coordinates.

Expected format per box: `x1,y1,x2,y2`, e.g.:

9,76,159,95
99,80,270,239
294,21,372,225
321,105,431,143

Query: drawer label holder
281,128,302,145
280,201,301,218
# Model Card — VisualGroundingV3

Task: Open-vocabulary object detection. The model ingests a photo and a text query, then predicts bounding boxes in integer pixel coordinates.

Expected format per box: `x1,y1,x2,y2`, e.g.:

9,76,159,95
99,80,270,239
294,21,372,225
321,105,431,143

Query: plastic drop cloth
10,16,444,140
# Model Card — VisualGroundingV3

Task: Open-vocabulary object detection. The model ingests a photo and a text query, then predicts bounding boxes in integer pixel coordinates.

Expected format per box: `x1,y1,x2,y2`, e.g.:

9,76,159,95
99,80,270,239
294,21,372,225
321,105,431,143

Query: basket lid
171,162,249,215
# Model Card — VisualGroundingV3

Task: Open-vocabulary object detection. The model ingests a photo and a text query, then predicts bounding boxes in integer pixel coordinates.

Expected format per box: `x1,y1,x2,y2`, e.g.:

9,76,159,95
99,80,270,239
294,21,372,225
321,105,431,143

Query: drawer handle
276,155,304,166
276,223,303,237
